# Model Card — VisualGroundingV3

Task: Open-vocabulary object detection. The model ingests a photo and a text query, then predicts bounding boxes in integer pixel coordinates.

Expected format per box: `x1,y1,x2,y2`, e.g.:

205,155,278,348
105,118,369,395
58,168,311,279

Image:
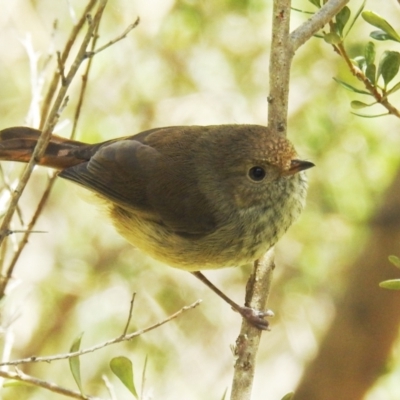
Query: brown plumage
0,124,314,328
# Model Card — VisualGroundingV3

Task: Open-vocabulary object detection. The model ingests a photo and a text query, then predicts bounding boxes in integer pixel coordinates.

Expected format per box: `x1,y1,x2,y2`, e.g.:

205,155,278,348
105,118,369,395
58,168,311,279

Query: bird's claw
236,306,274,331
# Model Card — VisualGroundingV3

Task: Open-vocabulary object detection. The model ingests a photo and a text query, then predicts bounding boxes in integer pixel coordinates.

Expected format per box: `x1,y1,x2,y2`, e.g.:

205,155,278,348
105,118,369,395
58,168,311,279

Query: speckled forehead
259,133,297,169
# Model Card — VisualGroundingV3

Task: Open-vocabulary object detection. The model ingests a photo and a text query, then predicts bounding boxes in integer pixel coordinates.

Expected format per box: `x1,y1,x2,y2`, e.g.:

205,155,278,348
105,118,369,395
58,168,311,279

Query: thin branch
101,374,116,400
334,42,400,118
0,1,107,293
230,250,275,400
0,300,201,367
39,0,98,127
70,8,103,140
0,166,24,225
87,17,140,57
122,292,136,336
0,0,109,295
0,174,58,294
0,1,107,246
0,369,101,400
290,0,350,52
56,51,67,86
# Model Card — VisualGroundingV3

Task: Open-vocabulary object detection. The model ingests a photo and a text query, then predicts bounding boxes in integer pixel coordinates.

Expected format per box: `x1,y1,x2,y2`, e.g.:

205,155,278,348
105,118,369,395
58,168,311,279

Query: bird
0,124,313,329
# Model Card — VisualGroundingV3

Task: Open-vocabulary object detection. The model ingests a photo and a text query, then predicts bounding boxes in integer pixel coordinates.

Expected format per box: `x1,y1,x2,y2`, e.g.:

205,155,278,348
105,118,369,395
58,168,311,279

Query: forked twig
0,300,201,367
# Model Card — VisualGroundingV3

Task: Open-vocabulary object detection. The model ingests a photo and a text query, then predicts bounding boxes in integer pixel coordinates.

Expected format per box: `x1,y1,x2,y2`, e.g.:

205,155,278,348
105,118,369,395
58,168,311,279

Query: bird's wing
59,135,217,237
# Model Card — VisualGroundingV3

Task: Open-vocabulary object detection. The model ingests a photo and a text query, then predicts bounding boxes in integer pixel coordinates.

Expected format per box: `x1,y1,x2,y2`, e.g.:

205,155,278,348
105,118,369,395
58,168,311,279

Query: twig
87,17,140,57
122,292,136,336
39,0,98,127
0,166,24,225
140,356,149,400
70,6,103,140
102,374,116,400
0,300,201,367
0,369,101,400
0,1,107,243
0,0,108,295
334,42,400,118
57,51,67,86
0,0,106,296
0,230,47,236
0,174,58,297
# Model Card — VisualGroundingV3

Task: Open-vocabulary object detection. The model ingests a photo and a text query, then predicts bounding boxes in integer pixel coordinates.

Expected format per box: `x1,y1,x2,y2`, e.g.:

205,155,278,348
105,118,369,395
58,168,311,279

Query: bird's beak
282,159,315,176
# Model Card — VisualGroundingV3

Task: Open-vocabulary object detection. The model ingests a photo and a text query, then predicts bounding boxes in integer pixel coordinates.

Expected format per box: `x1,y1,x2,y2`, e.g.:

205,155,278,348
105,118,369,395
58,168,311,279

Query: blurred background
0,0,400,399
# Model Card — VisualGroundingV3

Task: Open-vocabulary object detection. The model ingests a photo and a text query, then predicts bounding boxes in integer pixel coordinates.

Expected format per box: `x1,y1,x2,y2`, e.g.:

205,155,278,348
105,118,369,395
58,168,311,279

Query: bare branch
230,250,275,400
122,292,136,336
290,0,350,52
87,17,140,57
0,369,101,399
40,0,98,126
268,0,292,134
0,300,201,367
231,0,290,398
0,0,109,295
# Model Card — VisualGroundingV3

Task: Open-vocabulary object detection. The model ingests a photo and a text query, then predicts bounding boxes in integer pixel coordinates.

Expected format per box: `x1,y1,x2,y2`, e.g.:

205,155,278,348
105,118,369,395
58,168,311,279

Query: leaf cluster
309,0,400,117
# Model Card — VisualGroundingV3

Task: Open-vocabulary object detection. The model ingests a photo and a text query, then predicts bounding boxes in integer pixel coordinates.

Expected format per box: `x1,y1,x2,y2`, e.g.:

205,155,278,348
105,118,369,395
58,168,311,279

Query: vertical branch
268,0,293,136
231,1,292,399
230,250,275,400
230,1,354,399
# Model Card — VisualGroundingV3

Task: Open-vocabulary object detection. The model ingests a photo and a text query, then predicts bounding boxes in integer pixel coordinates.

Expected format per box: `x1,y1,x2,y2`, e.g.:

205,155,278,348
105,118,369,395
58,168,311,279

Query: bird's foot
236,306,274,330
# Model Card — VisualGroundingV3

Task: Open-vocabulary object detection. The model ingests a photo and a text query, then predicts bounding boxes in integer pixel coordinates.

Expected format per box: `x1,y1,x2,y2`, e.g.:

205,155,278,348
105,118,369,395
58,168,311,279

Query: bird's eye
248,166,266,182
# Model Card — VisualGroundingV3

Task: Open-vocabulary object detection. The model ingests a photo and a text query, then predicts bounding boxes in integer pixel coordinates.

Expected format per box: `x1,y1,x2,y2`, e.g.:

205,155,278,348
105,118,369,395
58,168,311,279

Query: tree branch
0,0,108,267
231,1,351,398
0,300,201,367
0,369,101,400
231,1,292,398
230,250,275,400
268,0,292,134
290,0,350,52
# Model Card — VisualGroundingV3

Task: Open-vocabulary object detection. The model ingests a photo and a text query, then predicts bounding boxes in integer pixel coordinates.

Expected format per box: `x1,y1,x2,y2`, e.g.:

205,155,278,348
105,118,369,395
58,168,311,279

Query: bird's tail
0,126,89,169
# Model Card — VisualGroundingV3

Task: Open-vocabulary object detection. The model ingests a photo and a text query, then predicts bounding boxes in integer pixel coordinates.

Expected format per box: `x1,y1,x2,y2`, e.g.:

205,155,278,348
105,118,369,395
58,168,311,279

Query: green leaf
387,81,400,95
379,279,400,290
378,51,400,87
308,0,320,8
345,0,366,37
370,30,396,41
364,42,375,65
350,111,389,118
362,11,400,42
365,64,376,84
350,100,372,109
335,7,350,37
333,78,371,95
353,56,366,71
69,333,84,394
323,32,341,45
389,255,400,268
110,356,138,398
291,7,314,15
281,393,294,400
220,387,228,400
